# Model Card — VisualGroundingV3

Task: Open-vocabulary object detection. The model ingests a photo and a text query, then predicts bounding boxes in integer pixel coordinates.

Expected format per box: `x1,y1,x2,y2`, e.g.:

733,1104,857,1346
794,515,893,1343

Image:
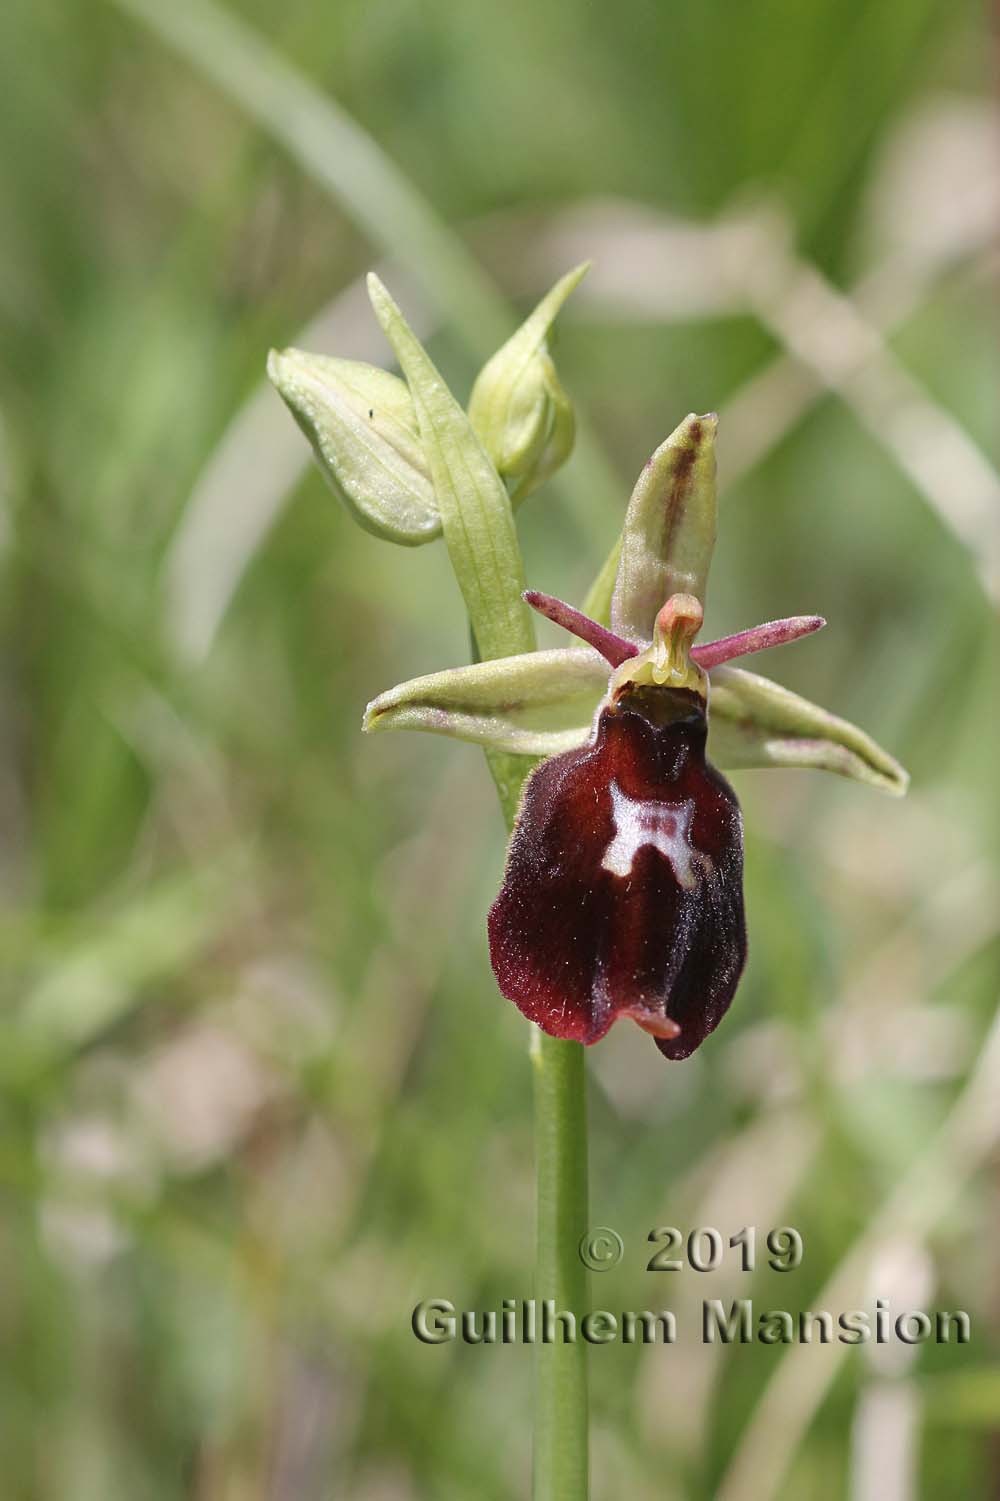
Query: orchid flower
365,413,908,1059
270,267,910,1501
269,268,906,1062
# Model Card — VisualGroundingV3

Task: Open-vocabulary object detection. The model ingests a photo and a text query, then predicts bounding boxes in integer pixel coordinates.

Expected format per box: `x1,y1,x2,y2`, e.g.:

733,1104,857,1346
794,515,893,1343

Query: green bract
367,273,534,664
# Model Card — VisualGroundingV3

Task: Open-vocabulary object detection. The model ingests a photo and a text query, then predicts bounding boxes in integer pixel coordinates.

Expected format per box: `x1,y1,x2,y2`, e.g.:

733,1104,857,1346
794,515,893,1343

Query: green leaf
610,413,718,645
267,348,440,545
708,665,909,794
367,274,535,663
468,264,588,505
364,648,605,755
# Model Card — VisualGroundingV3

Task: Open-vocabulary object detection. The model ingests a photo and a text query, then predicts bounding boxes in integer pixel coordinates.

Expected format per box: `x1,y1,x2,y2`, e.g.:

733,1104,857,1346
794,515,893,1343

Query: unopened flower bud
267,348,439,546
467,265,587,505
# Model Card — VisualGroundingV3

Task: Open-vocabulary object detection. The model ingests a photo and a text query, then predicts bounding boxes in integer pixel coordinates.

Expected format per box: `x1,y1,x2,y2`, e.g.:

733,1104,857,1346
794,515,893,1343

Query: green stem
530,1029,590,1500
497,777,589,1500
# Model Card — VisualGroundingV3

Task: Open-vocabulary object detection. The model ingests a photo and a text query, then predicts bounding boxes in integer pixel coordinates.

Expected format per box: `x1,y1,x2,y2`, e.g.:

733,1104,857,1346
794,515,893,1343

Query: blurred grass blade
15,851,251,1064
108,0,510,350
716,996,1000,1501
921,1368,1000,1428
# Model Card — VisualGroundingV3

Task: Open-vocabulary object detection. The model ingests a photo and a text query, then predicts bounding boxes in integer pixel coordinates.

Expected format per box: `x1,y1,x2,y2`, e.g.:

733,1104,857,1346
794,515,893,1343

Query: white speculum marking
601,781,712,889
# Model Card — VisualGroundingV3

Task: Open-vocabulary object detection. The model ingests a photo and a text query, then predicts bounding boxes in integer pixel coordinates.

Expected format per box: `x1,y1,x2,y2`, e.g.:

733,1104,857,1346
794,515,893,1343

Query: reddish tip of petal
693,615,825,669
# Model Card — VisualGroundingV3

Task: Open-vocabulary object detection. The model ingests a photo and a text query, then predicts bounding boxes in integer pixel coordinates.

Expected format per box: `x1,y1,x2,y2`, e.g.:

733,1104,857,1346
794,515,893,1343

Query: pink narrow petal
524,591,638,667
692,615,825,669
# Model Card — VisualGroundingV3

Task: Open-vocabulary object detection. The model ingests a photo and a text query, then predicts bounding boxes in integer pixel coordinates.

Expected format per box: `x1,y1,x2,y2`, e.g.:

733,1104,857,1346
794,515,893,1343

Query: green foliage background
1,0,997,1496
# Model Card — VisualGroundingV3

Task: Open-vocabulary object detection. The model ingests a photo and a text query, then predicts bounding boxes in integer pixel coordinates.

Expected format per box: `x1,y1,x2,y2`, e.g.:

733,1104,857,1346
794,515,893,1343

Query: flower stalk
498,759,591,1500
531,1028,590,1500
268,261,907,1501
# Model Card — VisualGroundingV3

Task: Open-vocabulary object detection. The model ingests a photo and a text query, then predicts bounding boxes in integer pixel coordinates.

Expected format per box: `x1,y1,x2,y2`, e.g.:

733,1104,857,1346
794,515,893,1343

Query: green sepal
467,264,588,505
364,648,606,756
610,413,718,645
708,665,909,795
267,348,440,545
367,275,534,663
364,647,909,798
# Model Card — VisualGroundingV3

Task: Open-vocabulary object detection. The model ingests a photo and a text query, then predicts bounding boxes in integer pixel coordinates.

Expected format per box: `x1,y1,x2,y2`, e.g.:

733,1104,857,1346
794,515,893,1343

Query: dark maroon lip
488,698,746,1061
